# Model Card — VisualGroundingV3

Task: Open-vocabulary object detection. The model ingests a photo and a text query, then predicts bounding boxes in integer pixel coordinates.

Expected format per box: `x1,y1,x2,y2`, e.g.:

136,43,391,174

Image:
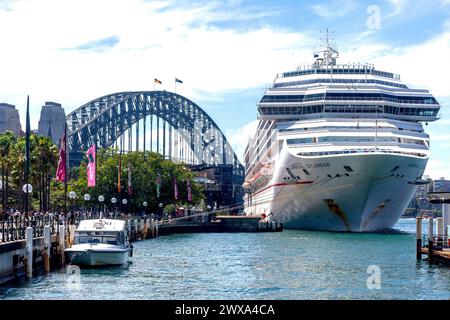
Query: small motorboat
65,219,133,267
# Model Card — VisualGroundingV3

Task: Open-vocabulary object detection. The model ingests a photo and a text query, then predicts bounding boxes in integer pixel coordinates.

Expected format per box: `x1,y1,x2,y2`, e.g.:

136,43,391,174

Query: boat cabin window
74,231,125,245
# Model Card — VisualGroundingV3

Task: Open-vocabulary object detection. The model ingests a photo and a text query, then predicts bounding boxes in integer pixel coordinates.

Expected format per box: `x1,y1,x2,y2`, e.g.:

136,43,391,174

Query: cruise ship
243,35,441,232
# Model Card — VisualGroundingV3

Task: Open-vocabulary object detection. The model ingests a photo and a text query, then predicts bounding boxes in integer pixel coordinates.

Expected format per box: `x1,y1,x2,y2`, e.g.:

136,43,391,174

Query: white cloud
225,120,258,162
385,0,410,19
424,159,450,180
310,0,357,18
340,27,450,98
0,0,308,130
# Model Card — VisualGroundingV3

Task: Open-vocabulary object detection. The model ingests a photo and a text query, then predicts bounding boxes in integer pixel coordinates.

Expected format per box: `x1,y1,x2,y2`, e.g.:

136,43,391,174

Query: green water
1,218,449,299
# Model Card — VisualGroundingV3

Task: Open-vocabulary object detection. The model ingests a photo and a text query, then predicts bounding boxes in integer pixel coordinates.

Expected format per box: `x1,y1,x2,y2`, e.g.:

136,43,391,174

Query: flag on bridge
175,78,183,84
86,144,96,187
55,124,67,183
154,78,162,84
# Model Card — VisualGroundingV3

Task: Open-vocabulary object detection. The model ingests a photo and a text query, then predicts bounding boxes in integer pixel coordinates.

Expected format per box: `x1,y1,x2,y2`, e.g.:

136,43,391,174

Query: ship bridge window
343,166,353,172
287,138,315,145
303,169,310,175
317,136,398,143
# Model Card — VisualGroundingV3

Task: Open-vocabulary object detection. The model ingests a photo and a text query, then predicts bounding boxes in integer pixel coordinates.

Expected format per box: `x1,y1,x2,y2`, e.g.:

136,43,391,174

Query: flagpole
174,79,176,93
24,95,30,215
64,123,68,217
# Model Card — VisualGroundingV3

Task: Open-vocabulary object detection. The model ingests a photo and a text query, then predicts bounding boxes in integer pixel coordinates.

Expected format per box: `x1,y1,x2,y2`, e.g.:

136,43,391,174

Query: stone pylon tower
37,102,66,146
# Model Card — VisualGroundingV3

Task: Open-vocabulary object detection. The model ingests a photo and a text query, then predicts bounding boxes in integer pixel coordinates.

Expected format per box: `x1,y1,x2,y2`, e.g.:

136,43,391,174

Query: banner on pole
86,144,96,187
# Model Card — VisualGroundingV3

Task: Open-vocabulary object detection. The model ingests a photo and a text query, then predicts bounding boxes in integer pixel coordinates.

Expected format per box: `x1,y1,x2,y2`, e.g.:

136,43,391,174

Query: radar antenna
313,28,339,67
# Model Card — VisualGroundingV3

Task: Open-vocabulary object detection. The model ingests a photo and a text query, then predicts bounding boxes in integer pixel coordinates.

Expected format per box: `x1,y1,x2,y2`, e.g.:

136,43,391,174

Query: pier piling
416,217,422,260
25,227,33,279
44,225,51,273
58,225,65,266
428,218,434,264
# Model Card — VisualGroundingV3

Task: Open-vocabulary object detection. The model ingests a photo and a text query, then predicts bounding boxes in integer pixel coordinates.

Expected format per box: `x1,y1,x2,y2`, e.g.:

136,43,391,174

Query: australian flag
175,78,183,84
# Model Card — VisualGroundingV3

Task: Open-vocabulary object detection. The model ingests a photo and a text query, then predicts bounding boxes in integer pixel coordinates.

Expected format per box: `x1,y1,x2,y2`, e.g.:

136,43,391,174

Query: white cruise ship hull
245,150,427,232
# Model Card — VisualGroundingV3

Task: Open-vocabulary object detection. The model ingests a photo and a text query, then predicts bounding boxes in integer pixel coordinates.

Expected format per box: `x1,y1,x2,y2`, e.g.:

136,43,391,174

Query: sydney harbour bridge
65,91,245,207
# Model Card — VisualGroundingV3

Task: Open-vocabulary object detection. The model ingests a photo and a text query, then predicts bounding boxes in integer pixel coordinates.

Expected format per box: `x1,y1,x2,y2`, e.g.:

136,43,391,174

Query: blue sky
0,0,449,177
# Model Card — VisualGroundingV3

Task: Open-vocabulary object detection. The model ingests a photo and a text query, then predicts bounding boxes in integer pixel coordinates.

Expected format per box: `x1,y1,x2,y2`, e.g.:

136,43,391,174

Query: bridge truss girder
66,91,244,177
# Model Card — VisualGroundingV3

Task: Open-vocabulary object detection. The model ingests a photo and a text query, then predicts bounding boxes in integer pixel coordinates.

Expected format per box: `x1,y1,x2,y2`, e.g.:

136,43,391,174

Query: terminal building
407,176,450,216
0,103,22,135
37,102,66,146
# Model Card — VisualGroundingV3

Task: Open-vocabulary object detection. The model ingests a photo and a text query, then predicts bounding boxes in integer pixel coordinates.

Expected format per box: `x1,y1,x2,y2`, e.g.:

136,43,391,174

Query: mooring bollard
25,227,33,279
428,217,434,264
144,219,150,239
44,225,51,273
68,225,76,247
140,219,145,239
59,225,65,266
126,220,131,240
416,217,422,260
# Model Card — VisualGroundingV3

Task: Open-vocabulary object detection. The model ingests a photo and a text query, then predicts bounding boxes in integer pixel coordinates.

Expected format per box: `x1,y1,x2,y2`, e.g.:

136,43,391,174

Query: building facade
37,102,66,146
0,103,22,135
406,176,450,216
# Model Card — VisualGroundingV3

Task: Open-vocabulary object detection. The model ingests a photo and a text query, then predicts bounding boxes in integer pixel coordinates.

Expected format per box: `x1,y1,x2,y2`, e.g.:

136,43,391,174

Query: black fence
0,215,61,243
0,212,156,243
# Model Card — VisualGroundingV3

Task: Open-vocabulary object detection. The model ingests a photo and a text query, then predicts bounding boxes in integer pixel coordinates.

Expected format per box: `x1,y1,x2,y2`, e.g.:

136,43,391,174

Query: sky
0,0,449,178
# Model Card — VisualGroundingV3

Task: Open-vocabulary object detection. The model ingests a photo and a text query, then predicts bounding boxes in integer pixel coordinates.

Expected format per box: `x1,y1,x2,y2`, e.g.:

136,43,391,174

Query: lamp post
0,179,3,213
22,184,32,215
122,199,128,215
98,195,105,218
68,191,76,213
143,201,148,216
159,202,163,219
83,194,90,219
111,197,117,218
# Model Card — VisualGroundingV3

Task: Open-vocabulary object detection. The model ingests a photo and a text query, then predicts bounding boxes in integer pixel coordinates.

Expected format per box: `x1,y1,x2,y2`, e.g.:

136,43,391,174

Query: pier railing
0,216,61,243
0,213,158,243
422,235,450,250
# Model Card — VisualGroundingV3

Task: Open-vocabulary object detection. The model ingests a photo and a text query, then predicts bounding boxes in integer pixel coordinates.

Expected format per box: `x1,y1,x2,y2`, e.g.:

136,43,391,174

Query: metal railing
0,212,160,243
422,235,450,249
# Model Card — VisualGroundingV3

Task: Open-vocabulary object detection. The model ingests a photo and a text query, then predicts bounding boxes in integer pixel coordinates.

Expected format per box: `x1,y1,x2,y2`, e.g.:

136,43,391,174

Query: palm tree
31,135,58,211
0,131,17,212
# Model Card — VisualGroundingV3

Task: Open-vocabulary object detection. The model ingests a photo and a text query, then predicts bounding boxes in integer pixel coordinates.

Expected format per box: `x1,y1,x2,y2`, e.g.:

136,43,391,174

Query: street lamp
22,184,32,214
122,198,128,215
143,201,148,216
159,202,163,219
98,195,105,218
111,197,117,218
83,194,91,219
68,191,76,212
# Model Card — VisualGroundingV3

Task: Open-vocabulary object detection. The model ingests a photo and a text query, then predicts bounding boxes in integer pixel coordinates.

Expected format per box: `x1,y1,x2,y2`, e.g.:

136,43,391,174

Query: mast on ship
312,28,339,67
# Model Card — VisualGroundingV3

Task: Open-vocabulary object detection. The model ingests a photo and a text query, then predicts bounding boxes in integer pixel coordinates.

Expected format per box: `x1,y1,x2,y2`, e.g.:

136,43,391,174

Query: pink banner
86,144,96,187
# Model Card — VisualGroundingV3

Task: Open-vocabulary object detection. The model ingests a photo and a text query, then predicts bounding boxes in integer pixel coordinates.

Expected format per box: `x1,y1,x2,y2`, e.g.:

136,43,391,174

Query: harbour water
1,218,450,300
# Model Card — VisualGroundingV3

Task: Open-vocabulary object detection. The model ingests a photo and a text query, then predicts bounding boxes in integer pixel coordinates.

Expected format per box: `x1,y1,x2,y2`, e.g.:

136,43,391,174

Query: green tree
70,149,203,215
0,131,17,212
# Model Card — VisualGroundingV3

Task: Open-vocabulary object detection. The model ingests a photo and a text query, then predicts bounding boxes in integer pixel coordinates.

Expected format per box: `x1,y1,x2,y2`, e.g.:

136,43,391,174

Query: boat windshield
74,231,125,245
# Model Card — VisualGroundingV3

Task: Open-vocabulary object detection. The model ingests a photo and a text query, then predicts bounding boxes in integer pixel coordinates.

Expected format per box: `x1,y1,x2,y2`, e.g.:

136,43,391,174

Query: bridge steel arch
66,90,244,179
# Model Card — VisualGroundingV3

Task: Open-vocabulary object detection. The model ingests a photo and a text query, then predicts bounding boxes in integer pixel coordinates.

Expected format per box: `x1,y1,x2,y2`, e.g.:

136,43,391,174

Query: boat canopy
76,219,126,232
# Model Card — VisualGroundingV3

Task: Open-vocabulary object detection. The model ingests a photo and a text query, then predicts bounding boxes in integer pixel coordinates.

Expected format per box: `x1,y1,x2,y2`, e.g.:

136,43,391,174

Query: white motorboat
65,219,133,267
